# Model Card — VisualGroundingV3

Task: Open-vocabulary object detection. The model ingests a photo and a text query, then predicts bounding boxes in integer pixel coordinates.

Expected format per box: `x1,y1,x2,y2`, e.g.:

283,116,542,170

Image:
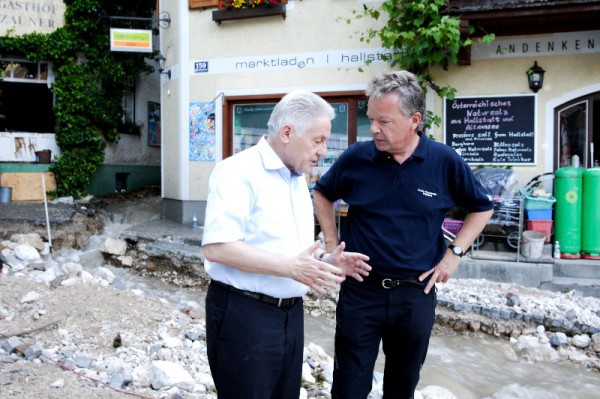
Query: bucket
35,150,52,164
526,220,553,243
521,230,546,259
0,186,12,203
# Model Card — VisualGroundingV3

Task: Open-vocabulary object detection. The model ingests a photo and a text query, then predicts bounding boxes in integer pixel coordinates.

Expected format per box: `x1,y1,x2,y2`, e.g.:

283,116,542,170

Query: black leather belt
363,272,426,290
211,280,300,308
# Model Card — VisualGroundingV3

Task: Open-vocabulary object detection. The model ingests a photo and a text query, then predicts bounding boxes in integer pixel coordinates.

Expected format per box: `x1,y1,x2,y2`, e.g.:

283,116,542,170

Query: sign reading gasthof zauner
0,0,66,36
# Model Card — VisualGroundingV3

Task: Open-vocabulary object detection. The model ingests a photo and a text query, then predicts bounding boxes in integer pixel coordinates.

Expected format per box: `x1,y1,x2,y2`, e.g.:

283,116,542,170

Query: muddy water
60,202,598,399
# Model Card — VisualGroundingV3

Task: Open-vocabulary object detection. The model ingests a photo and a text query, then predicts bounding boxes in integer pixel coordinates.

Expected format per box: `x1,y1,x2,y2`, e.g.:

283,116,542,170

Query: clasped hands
293,240,371,295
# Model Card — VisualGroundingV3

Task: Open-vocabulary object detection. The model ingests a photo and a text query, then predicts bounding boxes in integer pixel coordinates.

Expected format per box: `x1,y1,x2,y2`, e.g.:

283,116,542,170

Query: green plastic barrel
581,168,600,256
554,167,584,255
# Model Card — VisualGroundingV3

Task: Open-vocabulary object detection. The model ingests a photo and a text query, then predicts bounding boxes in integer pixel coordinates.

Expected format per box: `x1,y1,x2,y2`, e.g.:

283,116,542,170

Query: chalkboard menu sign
444,95,536,164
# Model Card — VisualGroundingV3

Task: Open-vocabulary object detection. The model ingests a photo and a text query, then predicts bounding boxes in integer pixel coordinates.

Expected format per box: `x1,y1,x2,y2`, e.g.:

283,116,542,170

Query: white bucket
521,230,546,259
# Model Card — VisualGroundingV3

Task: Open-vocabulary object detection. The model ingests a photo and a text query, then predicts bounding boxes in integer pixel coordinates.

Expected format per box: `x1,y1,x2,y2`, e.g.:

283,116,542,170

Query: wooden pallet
0,172,56,201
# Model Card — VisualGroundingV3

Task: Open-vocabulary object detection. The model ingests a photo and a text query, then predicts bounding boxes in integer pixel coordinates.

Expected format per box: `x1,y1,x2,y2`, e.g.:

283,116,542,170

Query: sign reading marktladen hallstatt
0,0,66,35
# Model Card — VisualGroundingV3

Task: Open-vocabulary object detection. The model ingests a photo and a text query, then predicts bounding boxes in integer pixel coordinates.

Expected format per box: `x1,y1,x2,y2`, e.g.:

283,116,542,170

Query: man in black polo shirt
314,70,494,399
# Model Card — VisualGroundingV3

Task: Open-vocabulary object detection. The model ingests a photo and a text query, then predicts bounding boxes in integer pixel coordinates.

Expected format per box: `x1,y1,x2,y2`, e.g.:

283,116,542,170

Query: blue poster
189,102,216,161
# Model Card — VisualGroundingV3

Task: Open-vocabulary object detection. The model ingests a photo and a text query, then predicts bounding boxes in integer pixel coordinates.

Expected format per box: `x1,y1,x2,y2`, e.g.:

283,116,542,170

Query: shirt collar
257,136,301,177
371,131,428,163
257,136,284,170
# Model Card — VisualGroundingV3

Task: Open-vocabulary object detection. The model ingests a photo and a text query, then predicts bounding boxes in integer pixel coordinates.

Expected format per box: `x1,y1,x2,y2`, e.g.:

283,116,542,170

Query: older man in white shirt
202,89,370,399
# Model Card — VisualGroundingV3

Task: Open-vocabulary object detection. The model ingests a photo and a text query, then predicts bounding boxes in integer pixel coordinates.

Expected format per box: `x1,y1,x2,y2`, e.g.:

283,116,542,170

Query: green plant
345,0,495,128
0,0,156,198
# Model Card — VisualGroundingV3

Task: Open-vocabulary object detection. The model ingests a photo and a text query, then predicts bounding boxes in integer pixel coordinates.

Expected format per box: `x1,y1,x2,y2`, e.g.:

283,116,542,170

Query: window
0,58,54,133
555,92,600,168
223,93,367,191
356,99,371,142
1,59,49,81
224,93,367,157
118,77,138,134
232,103,276,154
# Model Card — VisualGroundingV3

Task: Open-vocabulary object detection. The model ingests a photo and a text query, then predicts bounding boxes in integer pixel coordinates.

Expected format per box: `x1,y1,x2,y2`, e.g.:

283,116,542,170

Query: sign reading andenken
444,95,536,165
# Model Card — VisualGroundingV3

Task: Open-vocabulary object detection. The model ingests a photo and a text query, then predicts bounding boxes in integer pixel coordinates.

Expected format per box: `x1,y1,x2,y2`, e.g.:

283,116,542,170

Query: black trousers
206,281,304,399
331,278,437,399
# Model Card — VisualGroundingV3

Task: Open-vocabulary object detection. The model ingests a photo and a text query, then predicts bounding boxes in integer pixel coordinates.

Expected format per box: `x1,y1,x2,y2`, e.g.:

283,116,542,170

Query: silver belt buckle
277,298,283,307
382,278,393,289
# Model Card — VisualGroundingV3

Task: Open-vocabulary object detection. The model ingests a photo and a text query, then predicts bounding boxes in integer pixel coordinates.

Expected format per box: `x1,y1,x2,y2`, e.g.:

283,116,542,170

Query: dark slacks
206,281,304,399
331,278,437,399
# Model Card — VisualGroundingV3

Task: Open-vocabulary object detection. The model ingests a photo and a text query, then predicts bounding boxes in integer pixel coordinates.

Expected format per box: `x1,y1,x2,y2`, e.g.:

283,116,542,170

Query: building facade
0,1,161,199
159,0,599,224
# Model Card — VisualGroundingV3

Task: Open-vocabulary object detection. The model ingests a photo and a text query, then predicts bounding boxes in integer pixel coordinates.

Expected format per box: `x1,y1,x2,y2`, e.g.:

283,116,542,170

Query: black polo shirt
314,133,493,277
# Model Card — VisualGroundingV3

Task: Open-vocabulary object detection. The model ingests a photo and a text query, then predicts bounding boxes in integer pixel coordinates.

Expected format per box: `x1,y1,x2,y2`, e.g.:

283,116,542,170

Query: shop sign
473,30,600,59
110,28,152,53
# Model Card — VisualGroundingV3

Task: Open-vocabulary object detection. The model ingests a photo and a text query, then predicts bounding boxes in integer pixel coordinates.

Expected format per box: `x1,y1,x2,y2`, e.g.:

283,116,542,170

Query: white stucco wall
0,132,60,162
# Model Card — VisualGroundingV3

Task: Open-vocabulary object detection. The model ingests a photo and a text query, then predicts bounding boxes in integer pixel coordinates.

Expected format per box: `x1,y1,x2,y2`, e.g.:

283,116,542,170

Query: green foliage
348,0,495,128
0,0,156,198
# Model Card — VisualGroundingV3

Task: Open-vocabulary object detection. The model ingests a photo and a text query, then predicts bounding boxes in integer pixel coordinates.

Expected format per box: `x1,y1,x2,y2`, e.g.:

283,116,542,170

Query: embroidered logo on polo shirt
418,188,437,198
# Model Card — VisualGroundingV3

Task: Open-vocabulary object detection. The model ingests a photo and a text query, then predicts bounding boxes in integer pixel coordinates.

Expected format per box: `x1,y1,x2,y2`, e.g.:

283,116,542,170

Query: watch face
450,245,463,256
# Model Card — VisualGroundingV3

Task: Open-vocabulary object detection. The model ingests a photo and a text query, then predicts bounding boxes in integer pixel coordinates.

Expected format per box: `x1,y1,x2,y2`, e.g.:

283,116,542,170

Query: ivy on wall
347,0,495,128
0,0,157,198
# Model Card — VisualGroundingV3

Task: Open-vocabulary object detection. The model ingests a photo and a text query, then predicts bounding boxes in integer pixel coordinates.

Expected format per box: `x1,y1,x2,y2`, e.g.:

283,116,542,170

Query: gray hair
366,70,426,130
268,89,335,136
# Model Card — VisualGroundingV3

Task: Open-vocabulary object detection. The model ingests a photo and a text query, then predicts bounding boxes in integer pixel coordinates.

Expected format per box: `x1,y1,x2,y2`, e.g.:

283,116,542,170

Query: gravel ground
0,271,202,399
2,257,599,399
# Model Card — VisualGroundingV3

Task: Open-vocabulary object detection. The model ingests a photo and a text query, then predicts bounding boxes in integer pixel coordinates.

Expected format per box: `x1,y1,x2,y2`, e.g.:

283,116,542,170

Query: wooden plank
189,0,218,9
0,172,56,201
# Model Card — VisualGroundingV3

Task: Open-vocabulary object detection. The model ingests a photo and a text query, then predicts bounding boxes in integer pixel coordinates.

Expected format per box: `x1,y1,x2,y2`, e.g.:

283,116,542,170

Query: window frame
554,92,600,169
118,77,139,135
1,58,51,83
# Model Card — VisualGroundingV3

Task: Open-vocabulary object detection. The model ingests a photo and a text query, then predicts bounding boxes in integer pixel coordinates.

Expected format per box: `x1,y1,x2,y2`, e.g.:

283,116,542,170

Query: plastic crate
526,220,553,243
443,219,464,235
526,209,553,220
519,187,556,210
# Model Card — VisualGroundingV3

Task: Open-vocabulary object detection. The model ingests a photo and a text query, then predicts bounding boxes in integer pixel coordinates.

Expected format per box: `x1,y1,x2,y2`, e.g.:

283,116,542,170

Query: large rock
14,244,40,262
101,237,127,256
150,360,195,392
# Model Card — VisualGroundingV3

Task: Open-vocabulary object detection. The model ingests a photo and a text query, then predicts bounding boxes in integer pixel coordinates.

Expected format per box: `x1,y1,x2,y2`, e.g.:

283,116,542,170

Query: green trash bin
554,167,584,258
582,168,600,259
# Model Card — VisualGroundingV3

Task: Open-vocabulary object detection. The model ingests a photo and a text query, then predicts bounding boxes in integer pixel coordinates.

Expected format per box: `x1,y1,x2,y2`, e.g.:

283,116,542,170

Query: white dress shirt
202,136,313,298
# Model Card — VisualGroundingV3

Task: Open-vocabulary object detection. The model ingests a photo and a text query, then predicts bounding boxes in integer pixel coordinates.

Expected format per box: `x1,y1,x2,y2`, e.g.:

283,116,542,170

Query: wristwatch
448,244,464,257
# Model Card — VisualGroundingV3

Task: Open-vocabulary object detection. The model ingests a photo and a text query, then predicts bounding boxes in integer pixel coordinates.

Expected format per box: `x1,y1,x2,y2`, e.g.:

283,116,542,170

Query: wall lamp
527,61,545,93
156,53,171,79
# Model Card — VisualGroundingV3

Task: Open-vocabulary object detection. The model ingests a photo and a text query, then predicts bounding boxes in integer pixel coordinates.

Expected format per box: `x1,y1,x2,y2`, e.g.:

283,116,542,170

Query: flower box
218,0,287,10
213,0,287,23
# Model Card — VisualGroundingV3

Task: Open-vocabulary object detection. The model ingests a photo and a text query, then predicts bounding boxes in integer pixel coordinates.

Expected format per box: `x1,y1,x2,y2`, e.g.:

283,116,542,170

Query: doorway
555,92,600,168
